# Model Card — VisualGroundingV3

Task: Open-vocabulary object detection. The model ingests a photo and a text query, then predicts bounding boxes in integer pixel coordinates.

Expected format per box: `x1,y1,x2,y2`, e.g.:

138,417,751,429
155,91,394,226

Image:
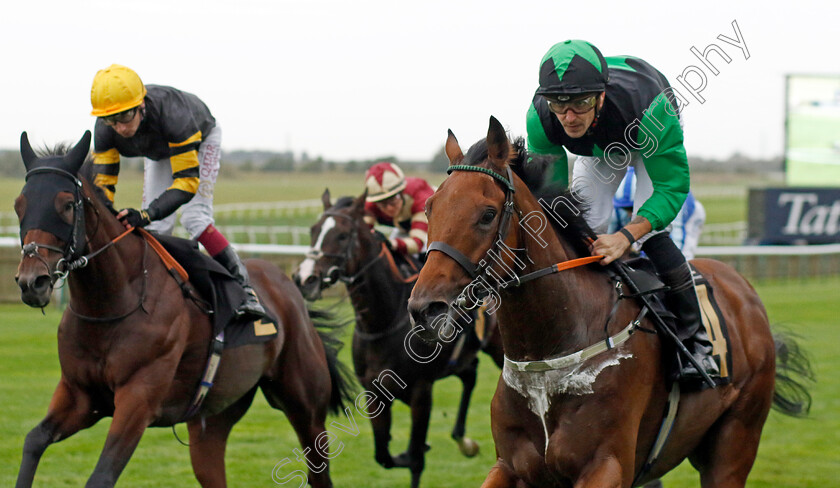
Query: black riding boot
214,246,267,321
642,233,719,381
660,264,720,380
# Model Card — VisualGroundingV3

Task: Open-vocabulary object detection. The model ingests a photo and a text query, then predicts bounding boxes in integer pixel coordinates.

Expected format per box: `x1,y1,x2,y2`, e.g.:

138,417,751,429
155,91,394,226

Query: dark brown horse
408,117,813,488
293,190,504,488
13,131,353,488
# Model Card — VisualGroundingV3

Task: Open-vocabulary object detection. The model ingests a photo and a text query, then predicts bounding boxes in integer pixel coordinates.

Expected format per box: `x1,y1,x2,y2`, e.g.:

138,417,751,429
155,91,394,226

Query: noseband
308,210,386,286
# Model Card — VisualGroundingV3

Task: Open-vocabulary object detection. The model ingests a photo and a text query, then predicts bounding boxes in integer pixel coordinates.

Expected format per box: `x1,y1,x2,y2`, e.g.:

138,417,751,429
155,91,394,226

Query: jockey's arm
92,148,120,212
143,134,201,221
594,93,690,265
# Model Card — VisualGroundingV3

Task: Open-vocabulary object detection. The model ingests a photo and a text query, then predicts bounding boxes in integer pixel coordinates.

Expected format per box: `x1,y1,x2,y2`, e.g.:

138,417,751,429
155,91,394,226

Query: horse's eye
479,209,497,226
337,233,349,241
64,202,74,213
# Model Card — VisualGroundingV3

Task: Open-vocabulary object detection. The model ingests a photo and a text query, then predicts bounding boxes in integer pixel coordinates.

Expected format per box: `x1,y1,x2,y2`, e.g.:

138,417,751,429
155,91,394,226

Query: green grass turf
0,277,837,487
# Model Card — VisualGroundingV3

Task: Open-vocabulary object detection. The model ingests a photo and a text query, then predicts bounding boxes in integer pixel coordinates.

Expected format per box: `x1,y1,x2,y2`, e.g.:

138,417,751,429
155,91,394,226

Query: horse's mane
461,136,596,260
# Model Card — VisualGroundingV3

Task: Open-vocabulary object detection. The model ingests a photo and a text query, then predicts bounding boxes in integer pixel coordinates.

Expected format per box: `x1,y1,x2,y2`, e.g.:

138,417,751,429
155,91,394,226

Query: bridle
307,210,385,287
20,166,148,321
426,164,519,282
426,164,604,309
21,167,90,285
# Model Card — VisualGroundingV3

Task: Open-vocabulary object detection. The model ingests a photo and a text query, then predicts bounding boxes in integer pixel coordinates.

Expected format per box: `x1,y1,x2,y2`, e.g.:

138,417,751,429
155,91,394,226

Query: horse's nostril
304,275,319,286
33,275,52,293
426,301,449,320
410,300,449,328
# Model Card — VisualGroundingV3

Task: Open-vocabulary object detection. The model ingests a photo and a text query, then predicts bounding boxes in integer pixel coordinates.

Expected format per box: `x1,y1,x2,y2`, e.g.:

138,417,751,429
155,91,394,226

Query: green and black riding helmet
537,39,608,101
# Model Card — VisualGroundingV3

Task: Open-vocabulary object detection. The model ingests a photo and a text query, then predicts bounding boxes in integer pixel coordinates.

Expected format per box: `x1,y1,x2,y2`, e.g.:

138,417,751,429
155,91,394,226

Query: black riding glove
373,230,394,251
119,208,152,228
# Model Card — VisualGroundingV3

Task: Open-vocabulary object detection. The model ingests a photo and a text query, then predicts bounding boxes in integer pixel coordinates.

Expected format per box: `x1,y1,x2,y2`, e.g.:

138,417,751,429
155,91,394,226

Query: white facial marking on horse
502,348,633,456
298,216,336,281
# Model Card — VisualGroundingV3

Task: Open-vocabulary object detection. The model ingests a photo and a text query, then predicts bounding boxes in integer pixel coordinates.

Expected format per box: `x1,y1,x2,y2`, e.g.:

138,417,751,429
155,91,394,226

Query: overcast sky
1,0,836,162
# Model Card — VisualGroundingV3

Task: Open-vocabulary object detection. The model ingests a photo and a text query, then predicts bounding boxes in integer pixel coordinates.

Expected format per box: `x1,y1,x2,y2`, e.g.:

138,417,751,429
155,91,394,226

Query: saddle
615,257,732,389
149,232,278,348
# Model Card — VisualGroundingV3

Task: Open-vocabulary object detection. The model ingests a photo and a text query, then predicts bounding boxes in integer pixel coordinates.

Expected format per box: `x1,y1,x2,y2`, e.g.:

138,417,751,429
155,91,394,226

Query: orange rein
380,242,420,283
136,227,189,283
498,254,605,289
67,226,188,284
554,255,604,272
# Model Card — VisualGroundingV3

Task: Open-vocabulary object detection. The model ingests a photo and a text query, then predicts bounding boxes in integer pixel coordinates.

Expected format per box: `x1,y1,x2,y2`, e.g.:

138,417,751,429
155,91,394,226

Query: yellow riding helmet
90,64,147,117
365,162,407,202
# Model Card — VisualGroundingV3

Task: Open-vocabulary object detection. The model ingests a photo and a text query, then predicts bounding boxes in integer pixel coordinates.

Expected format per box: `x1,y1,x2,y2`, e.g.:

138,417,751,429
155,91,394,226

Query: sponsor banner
749,187,840,244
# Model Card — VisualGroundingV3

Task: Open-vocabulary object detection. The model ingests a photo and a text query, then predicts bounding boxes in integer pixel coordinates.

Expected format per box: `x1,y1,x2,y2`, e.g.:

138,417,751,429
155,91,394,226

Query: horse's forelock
332,196,355,210
35,142,73,159
31,143,96,181
463,138,489,167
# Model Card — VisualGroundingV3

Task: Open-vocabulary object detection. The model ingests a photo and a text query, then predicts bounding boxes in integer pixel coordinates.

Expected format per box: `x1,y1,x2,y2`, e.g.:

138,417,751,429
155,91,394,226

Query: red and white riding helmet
364,162,407,202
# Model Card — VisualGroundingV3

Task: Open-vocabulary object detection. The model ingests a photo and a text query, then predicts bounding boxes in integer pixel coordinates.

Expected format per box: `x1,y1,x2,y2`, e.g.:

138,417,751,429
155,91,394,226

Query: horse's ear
63,131,92,173
20,132,38,171
352,190,368,215
445,129,464,165
321,188,332,210
486,116,509,167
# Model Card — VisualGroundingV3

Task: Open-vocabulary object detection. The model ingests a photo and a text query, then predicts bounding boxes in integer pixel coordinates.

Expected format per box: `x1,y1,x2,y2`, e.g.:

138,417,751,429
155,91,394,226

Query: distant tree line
0,148,784,178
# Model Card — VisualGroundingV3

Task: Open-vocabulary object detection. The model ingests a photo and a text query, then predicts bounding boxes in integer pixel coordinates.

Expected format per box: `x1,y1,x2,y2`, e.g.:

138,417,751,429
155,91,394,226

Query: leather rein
426,164,604,300
20,166,185,322
423,164,652,374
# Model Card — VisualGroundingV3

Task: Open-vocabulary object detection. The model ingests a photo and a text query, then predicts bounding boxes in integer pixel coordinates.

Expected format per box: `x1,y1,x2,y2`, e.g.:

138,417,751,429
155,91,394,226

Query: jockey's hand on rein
590,232,631,265
372,230,394,251
117,208,152,229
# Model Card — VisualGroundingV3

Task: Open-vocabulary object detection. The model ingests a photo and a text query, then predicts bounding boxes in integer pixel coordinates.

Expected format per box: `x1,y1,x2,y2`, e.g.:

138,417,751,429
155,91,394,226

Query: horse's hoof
456,437,479,457
376,454,396,469
393,451,412,468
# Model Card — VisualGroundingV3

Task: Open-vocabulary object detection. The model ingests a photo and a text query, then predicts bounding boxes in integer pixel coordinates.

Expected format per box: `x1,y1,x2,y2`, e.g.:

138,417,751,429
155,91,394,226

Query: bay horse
408,117,813,487
13,131,353,488
293,190,504,488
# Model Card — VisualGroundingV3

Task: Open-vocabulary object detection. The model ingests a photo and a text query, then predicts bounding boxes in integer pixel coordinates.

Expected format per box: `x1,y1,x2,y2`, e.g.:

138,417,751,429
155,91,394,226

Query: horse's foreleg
481,462,524,488
187,387,258,488
401,383,433,488
85,384,161,487
16,380,99,488
452,358,479,457
573,455,626,488
369,398,395,468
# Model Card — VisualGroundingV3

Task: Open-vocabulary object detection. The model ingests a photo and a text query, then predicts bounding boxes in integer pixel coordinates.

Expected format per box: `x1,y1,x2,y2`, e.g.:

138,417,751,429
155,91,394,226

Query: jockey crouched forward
363,162,434,267
525,40,719,380
89,64,265,321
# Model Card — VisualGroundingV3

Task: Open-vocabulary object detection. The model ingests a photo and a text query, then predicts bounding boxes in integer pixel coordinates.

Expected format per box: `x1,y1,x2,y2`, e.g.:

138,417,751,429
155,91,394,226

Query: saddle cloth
620,257,732,389
150,232,278,349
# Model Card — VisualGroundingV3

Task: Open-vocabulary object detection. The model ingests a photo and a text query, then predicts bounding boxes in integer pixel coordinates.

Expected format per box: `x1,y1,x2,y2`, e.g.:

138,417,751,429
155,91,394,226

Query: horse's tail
772,328,815,418
309,307,357,414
